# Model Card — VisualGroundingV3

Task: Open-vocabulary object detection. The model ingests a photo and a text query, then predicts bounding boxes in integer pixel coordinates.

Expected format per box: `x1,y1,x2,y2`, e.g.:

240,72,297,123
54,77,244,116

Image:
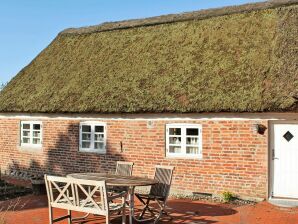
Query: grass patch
222,191,234,203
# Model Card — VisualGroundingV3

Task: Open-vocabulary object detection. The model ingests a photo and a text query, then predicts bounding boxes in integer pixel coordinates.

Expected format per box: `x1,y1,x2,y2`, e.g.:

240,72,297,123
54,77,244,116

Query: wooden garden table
67,173,158,224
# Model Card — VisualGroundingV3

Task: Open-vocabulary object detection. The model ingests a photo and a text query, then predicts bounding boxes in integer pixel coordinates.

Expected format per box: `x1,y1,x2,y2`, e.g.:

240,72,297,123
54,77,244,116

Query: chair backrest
150,165,175,199
44,175,109,215
115,161,134,176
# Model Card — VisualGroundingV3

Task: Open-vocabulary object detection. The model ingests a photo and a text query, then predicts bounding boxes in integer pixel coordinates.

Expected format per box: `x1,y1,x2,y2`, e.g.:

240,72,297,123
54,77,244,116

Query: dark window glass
23,124,30,129
95,126,104,133
169,128,181,135
186,128,198,136
33,124,40,130
82,125,91,132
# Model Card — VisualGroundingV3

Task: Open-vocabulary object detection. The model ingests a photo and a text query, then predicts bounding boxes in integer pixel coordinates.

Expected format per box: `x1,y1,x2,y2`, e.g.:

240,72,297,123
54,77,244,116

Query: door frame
269,120,298,199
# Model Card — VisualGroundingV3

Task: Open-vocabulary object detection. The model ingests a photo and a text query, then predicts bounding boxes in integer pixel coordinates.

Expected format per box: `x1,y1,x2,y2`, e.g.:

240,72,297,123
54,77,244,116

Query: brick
0,118,268,199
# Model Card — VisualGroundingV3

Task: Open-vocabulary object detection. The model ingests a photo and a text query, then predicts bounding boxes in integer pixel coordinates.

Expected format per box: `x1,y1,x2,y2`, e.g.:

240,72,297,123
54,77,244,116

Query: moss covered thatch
0,0,297,113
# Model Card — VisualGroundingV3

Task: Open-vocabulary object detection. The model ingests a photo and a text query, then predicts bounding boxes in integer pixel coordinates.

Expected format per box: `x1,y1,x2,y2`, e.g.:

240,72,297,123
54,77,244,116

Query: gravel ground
172,193,257,206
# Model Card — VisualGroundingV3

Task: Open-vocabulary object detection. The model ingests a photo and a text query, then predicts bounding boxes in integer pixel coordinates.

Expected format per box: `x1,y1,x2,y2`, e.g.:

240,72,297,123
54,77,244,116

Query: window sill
19,145,43,153
165,154,202,160
79,149,107,154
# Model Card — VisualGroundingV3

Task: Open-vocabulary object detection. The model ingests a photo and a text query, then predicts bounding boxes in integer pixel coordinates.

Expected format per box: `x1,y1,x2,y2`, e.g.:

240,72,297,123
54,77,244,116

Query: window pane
33,131,40,138
82,125,91,132
33,124,41,130
82,133,91,140
22,138,30,144
186,128,199,136
186,137,198,145
94,142,104,150
169,137,181,144
186,147,199,154
22,124,30,129
169,128,181,135
82,141,91,148
95,126,104,133
23,131,30,137
169,146,181,153
33,138,41,144
95,134,104,141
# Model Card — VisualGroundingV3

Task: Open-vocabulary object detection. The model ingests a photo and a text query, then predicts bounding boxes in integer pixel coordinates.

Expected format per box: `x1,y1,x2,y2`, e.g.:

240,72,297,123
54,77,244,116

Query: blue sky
0,0,262,84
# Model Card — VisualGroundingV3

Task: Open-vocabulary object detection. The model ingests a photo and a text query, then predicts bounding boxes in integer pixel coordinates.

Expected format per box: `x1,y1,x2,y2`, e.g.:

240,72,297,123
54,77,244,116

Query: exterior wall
0,117,269,199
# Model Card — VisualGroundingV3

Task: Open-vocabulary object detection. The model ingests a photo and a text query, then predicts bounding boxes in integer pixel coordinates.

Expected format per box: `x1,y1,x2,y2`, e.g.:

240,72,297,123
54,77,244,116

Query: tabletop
67,173,158,187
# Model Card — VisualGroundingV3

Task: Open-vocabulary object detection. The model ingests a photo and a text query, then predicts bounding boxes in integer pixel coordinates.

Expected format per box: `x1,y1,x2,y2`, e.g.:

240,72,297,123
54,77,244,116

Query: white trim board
0,112,297,121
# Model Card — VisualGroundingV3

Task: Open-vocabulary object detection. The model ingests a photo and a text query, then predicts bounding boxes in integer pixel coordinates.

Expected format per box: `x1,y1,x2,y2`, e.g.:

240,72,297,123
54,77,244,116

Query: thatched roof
0,0,297,113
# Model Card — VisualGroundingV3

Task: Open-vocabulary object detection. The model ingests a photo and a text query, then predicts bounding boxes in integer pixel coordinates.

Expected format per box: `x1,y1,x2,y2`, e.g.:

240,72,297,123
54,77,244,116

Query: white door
272,123,298,198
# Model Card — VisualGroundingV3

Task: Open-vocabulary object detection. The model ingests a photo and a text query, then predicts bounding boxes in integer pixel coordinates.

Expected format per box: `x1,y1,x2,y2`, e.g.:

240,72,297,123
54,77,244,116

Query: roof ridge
61,0,298,35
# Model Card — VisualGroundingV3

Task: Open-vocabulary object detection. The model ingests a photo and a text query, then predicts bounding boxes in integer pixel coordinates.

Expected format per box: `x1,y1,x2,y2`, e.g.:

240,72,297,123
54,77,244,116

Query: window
166,124,202,158
20,121,42,148
79,122,106,153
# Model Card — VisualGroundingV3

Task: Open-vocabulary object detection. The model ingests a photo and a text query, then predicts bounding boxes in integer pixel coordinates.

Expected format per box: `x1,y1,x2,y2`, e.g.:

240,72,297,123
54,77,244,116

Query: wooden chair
135,165,175,223
112,161,134,195
115,161,134,176
44,175,126,224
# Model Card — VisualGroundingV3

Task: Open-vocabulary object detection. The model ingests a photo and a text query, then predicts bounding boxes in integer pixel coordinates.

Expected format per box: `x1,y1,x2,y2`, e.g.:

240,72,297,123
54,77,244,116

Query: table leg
128,186,135,224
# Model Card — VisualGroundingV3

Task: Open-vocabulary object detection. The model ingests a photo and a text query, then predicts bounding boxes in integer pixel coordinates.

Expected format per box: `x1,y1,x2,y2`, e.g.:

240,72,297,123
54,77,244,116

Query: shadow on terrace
0,194,237,223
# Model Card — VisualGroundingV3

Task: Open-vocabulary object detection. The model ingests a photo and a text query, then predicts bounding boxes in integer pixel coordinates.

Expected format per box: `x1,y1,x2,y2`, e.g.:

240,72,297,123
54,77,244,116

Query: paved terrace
0,194,298,224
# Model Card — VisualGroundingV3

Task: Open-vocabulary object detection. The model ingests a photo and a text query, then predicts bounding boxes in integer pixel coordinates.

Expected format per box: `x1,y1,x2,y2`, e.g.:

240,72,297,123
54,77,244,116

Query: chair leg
153,200,172,223
121,206,126,224
163,210,173,220
139,198,150,219
147,204,156,216
49,207,53,224
68,210,72,224
153,205,164,224
153,211,163,224
122,196,126,224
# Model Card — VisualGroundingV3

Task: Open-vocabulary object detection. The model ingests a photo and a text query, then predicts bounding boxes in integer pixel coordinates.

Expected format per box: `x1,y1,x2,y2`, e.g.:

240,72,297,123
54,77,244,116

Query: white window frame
166,123,202,159
20,121,43,148
79,121,107,154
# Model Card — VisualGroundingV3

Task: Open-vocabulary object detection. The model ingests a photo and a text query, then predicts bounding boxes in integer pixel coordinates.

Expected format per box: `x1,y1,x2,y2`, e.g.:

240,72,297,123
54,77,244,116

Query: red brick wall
0,118,268,199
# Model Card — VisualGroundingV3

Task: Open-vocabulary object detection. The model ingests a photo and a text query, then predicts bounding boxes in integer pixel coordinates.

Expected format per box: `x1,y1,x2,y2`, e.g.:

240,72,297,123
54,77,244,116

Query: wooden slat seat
134,193,166,201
